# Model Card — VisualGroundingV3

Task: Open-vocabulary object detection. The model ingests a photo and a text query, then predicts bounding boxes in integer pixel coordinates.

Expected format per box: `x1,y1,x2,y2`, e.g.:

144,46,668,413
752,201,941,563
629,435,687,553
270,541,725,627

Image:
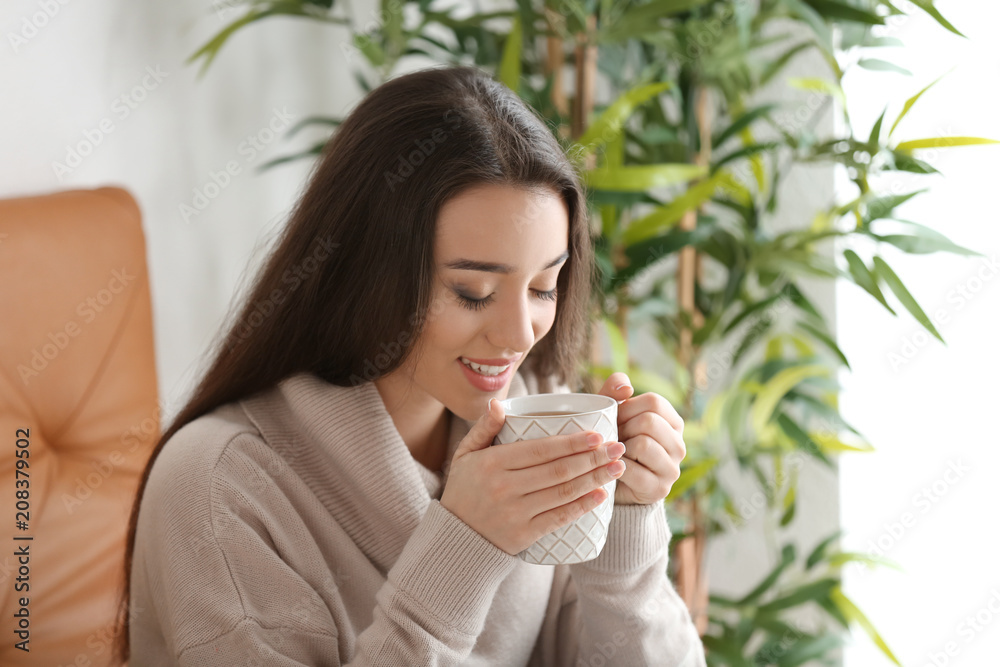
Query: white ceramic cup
492,392,618,565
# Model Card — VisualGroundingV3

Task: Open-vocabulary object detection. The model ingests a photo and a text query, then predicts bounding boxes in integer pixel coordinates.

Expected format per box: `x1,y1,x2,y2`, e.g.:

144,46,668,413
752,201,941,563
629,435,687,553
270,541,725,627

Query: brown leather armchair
0,186,159,665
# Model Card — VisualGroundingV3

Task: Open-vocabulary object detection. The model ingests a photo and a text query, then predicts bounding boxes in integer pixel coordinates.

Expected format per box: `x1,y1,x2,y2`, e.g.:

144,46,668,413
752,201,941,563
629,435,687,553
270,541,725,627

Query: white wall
1,0,367,422
838,1,1000,665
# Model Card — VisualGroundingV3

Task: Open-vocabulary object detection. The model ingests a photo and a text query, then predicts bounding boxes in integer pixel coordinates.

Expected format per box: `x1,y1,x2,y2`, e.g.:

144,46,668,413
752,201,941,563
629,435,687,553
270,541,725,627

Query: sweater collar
238,369,529,574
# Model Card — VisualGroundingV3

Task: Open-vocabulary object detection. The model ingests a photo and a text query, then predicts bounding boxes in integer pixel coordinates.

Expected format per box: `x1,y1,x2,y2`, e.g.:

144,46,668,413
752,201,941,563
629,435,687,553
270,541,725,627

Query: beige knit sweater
129,368,707,666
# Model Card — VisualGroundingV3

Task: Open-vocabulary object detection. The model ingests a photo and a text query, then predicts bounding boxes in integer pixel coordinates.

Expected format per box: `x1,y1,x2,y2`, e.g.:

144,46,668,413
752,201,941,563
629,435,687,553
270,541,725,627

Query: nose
486,290,536,355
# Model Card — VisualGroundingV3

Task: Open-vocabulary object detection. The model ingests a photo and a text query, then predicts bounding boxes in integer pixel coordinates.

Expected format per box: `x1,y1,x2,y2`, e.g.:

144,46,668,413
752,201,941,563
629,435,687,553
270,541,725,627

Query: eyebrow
444,249,569,274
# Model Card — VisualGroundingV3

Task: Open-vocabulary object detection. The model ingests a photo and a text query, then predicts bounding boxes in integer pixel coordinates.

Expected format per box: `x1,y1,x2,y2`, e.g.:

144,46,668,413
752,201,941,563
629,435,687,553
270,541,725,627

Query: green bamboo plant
186,0,995,663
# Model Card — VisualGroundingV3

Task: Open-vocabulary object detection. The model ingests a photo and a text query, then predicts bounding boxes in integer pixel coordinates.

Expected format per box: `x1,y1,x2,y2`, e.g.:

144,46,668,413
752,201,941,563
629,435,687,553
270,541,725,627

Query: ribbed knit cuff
387,500,518,635
572,501,671,574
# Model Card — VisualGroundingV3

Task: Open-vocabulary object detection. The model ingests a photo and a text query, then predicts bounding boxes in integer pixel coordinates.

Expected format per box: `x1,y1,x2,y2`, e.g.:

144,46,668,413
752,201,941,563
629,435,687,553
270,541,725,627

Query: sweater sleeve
527,502,707,667
134,434,519,666
347,499,518,664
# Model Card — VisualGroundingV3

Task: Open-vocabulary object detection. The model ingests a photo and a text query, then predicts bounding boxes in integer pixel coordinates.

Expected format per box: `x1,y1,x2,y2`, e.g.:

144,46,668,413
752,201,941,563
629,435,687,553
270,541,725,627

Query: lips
461,355,522,366
457,356,517,391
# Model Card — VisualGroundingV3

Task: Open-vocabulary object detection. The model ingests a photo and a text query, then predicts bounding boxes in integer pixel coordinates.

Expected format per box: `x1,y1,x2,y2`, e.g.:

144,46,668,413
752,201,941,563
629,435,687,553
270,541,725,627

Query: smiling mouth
459,356,513,376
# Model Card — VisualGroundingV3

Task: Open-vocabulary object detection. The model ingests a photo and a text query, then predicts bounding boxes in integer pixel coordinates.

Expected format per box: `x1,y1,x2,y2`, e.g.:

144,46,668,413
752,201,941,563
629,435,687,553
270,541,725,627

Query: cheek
535,306,558,339
423,304,482,356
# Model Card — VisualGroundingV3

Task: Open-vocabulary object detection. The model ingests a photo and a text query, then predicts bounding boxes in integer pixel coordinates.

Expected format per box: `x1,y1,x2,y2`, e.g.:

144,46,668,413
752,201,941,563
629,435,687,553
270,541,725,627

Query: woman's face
393,182,570,423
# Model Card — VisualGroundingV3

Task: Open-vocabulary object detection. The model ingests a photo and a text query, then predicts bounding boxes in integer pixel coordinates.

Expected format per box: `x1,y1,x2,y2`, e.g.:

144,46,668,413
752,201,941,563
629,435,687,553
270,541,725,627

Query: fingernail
608,442,625,458
614,383,631,391
609,460,625,475
586,432,602,447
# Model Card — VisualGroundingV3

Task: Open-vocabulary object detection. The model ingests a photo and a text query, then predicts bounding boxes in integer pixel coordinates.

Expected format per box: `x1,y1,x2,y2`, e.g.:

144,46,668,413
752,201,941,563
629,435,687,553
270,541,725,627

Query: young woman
114,65,705,666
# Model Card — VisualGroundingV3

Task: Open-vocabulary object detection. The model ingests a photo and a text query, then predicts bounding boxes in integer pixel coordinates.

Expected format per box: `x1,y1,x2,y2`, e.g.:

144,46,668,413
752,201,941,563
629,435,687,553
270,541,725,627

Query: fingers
618,392,684,434
457,397,507,456
597,372,634,403
521,453,625,519
498,430,606,470
615,453,669,500
619,412,686,462
515,441,625,495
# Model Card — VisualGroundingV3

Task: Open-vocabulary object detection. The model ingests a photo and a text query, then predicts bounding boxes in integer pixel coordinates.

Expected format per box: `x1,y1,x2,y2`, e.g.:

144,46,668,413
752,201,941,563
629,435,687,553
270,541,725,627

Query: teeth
461,357,510,376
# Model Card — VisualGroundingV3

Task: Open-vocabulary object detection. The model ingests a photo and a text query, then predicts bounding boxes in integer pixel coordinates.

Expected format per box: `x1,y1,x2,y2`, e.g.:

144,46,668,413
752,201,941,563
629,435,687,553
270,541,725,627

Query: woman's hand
440,398,625,556
595,372,687,506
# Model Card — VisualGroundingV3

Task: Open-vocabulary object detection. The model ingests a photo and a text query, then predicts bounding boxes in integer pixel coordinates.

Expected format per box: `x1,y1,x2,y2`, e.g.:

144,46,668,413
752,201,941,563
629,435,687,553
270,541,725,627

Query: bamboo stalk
673,86,712,636
570,12,601,395
571,15,596,144
544,7,569,135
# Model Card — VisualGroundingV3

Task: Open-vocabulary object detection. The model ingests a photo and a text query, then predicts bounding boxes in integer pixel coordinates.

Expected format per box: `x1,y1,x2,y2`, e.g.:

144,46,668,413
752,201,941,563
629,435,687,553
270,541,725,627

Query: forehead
435,183,568,256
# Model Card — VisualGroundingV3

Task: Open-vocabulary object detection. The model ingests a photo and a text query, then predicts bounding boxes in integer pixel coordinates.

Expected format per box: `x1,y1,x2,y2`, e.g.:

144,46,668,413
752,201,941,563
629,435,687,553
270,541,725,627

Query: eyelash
456,287,558,312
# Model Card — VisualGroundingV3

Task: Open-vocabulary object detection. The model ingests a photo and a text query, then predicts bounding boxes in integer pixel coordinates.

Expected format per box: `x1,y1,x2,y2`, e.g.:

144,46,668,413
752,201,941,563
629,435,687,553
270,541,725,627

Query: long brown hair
112,64,596,662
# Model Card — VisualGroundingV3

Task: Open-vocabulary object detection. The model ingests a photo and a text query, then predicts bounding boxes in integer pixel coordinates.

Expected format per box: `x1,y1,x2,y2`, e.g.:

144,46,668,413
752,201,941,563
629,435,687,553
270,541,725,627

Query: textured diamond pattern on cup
495,398,618,565
520,479,616,565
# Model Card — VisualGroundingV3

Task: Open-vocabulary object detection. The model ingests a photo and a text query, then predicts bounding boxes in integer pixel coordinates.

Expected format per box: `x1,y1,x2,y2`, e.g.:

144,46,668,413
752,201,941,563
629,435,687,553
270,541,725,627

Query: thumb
455,397,506,457
599,372,634,403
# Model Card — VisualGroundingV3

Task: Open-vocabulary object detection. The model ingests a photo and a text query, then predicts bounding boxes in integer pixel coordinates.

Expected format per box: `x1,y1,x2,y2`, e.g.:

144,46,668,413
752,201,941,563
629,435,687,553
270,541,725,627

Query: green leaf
497,14,522,92
909,0,964,37
712,143,779,173
871,255,944,343
783,0,833,53
722,293,785,336
788,77,845,106
868,107,887,145
620,171,722,245
726,391,752,445
888,150,938,174
701,634,754,666
811,431,875,453
257,141,327,170
424,9,515,29
599,0,713,43
284,115,342,139
188,8,274,77
776,634,845,667
875,219,982,257
830,586,903,665
749,364,829,436
805,529,844,570
757,577,839,614
713,105,778,148
895,136,1000,153
889,74,946,137
804,0,884,24
857,59,911,75
761,41,815,86
616,224,715,285
873,232,981,256
755,250,842,280
573,81,672,158
843,249,896,314
817,596,851,630
738,544,796,605
783,281,821,320
584,164,708,192
862,189,926,225
776,412,835,468
666,457,719,499
797,320,850,369
353,32,386,67
780,480,796,526
827,551,905,571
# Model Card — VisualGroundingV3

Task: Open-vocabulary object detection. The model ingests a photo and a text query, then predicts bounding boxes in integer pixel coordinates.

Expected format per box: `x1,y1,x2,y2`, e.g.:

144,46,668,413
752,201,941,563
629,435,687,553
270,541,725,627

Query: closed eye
456,287,558,312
